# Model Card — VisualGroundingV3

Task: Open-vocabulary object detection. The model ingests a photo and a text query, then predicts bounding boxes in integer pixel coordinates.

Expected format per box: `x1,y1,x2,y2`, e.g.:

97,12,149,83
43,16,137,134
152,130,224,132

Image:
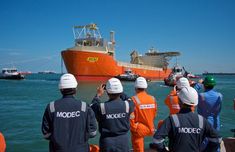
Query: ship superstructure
61,24,180,81
131,47,180,68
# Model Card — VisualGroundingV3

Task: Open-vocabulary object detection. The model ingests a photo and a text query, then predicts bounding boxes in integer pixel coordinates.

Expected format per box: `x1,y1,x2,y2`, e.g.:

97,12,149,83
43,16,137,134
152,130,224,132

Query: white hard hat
59,73,78,89
178,87,198,106
176,77,190,89
135,77,148,89
106,78,123,94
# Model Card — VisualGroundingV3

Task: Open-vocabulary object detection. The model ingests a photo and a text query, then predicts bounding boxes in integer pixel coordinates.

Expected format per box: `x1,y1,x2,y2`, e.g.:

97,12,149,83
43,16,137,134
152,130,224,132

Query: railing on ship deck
117,61,163,71
71,46,108,53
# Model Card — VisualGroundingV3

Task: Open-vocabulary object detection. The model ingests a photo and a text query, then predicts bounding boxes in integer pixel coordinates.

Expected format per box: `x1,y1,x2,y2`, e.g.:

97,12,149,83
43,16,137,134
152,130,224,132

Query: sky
0,0,234,74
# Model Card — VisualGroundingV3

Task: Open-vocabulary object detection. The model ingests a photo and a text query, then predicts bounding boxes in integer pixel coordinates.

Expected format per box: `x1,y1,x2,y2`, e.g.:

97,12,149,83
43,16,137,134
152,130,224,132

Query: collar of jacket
62,95,75,98
179,108,193,113
136,91,147,96
107,97,122,102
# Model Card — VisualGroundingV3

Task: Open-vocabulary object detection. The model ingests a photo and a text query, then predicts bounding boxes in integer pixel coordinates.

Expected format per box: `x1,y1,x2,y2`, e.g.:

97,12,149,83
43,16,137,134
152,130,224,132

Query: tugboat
0,67,25,80
164,65,198,87
115,69,139,81
164,65,184,86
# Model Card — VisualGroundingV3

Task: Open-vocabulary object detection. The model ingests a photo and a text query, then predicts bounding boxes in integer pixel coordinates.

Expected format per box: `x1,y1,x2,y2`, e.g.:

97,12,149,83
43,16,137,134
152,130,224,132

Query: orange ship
61,24,180,81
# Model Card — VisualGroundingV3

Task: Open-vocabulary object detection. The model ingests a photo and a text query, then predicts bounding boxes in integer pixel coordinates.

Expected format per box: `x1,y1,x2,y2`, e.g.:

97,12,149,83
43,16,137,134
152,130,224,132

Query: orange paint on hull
62,50,171,81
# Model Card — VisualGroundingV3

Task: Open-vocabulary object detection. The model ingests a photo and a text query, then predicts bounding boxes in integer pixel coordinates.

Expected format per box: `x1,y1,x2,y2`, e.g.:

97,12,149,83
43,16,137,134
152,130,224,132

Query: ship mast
73,23,102,39
72,23,115,56
109,31,115,56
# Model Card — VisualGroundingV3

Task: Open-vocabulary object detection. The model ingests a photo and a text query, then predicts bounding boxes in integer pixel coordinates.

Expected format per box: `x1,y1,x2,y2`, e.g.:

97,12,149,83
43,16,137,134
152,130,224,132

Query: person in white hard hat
41,73,97,152
151,87,221,152
164,77,195,115
90,78,134,152
130,77,157,152
176,77,190,90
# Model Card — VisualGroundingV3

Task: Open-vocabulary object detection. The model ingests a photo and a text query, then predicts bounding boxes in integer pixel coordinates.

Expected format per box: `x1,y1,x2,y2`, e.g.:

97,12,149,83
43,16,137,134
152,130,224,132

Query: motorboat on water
164,65,197,87
38,71,56,74
0,67,25,80
164,65,184,86
115,69,139,81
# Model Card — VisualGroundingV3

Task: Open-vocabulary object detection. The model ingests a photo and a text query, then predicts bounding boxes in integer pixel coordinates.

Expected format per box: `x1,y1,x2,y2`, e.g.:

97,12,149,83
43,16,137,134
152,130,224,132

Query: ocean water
0,74,234,152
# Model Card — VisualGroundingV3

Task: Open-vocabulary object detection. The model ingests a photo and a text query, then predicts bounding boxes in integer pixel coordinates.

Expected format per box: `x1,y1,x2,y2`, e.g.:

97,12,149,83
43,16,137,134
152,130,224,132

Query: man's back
131,91,157,131
153,108,220,152
164,89,180,115
91,97,133,137
198,89,222,130
198,90,222,116
42,95,97,152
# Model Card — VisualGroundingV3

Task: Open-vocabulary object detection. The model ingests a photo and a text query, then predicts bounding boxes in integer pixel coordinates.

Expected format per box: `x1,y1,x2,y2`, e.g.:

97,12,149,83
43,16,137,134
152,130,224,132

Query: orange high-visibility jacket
164,89,180,115
0,132,6,152
130,91,157,135
165,89,195,115
90,144,99,152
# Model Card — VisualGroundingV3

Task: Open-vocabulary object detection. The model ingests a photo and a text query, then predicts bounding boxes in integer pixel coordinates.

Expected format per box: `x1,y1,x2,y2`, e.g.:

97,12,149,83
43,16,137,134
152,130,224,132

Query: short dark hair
60,88,76,95
107,93,121,100
136,88,145,91
204,85,214,90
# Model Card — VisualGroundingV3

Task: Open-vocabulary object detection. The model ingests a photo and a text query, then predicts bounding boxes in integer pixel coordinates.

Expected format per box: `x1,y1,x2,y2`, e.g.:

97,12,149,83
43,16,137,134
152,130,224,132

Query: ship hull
62,49,171,81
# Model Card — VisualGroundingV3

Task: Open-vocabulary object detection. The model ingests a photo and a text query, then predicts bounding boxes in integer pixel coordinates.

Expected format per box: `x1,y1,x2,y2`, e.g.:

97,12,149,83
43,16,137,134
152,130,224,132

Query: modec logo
178,127,201,134
106,113,126,119
56,111,80,118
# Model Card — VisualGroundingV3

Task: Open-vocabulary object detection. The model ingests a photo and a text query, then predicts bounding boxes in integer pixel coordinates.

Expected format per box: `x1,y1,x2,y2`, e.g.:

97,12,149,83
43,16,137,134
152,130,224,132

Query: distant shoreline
203,73,235,75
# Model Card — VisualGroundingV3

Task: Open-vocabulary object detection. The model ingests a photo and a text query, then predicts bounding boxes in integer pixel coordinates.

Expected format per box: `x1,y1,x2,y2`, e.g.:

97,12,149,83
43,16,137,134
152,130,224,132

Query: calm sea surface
0,74,234,152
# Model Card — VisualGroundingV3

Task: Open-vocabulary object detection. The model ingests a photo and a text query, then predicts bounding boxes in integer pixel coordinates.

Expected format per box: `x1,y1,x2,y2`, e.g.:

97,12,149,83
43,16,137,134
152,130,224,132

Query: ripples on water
0,74,234,151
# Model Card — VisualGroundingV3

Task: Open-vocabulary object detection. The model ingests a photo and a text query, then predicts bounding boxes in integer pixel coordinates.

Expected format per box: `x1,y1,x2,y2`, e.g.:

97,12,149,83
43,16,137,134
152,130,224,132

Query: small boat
164,65,196,87
183,67,200,79
187,73,200,79
19,71,32,75
0,67,25,80
164,65,184,86
115,69,139,81
38,71,56,74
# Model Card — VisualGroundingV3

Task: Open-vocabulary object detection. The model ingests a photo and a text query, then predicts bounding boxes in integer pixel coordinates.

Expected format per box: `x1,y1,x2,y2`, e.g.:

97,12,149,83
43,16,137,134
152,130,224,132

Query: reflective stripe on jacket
130,91,157,135
165,89,195,114
153,108,221,152
164,89,180,115
41,95,97,152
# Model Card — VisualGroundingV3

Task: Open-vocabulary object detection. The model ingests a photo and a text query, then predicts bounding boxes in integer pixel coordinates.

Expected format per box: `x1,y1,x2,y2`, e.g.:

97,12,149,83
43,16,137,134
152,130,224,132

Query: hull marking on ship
87,57,99,62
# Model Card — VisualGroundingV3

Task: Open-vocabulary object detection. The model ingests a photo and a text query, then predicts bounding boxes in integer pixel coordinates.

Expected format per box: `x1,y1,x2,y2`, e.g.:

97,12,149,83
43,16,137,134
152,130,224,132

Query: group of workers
152,76,222,152
40,73,223,152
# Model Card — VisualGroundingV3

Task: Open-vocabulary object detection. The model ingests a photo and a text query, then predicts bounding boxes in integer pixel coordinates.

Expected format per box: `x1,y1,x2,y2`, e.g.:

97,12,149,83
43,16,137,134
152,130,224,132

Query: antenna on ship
176,56,178,66
109,31,115,56
73,23,102,39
